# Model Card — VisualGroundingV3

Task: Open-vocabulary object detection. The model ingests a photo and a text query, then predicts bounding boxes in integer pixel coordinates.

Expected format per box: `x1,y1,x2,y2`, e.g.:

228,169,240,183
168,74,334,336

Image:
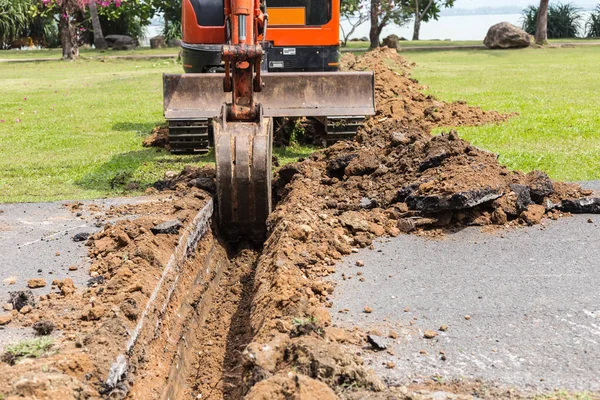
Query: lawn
0,47,180,60
402,46,600,181
344,38,600,50
0,58,314,203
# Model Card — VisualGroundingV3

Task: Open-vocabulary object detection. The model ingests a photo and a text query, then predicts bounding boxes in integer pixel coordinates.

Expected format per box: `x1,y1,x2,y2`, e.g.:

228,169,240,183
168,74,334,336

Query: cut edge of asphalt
105,199,214,389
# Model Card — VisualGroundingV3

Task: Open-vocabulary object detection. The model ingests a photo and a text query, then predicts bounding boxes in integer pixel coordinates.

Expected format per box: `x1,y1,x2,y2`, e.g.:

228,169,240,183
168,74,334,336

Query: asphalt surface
0,196,168,348
330,182,600,394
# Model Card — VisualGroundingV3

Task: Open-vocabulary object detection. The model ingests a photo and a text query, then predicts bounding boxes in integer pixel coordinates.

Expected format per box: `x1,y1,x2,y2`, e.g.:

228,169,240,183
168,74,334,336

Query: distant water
138,12,592,47
342,12,591,41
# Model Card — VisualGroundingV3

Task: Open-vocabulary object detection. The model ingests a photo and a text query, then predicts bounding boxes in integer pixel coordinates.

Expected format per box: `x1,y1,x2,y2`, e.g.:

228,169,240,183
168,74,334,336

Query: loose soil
1,48,598,399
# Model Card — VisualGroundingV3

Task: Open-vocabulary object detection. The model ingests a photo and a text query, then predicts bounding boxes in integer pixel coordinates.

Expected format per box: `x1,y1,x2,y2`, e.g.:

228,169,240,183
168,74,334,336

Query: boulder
382,34,400,49
105,35,136,50
150,35,166,49
484,22,531,49
168,38,182,48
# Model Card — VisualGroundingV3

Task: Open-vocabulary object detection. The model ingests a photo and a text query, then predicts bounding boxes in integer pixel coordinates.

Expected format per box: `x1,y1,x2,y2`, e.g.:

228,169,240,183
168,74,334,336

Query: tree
586,4,600,38
40,0,131,59
522,2,582,41
535,0,549,44
340,0,369,46
409,0,455,40
88,0,107,49
368,0,411,49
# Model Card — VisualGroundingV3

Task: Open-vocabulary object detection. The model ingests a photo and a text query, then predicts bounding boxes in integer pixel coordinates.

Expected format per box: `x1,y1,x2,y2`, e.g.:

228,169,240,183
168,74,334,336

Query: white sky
456,0,594,8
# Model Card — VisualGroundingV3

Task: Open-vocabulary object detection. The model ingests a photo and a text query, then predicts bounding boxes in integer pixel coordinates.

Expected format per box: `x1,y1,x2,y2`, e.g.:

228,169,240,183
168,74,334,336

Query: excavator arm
164,0,375,241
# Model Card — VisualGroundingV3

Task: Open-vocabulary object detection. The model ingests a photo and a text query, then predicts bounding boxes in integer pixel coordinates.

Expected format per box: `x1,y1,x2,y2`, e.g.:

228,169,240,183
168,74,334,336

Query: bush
521,2,583,38
586,4,600,37
0,0,30,48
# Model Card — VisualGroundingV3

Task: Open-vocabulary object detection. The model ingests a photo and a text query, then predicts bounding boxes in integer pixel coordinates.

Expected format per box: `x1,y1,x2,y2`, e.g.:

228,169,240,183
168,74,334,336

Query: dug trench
2,47,600,399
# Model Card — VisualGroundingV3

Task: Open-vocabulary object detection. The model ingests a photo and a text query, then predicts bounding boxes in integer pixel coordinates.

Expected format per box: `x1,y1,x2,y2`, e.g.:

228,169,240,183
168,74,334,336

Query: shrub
521,2,583,38
586,4,600,37
0,0,30,48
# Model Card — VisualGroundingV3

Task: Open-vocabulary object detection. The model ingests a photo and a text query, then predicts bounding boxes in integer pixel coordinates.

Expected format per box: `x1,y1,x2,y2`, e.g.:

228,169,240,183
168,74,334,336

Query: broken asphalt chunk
73,232,91,242
407,188,503,212
558,198,600,214
9,290,36,311
151,219,183,235
367,334,388,351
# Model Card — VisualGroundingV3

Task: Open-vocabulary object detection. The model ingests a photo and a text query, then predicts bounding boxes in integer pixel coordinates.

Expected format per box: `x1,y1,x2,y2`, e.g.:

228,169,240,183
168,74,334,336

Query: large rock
168,38,182,48
150,35,166,49
105,34,136,50
484,22,531,49
382,34,400,49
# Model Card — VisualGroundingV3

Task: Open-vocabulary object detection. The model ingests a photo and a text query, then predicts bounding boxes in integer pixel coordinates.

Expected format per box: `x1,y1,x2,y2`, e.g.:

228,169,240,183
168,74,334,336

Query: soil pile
242,48,599,398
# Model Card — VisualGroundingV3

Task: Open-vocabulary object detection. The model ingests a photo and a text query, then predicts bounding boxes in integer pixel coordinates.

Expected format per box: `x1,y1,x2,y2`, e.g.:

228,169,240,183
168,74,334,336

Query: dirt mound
341,48,514,132
243,48,599,398
142,125,169,149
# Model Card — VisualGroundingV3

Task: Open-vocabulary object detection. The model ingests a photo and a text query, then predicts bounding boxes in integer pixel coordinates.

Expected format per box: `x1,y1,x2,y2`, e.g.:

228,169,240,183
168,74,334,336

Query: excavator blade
163,71,375,120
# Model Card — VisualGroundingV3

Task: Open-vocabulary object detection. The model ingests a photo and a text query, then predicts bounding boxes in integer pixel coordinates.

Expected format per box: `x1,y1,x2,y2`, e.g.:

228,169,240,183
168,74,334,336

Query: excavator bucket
163,71,375,120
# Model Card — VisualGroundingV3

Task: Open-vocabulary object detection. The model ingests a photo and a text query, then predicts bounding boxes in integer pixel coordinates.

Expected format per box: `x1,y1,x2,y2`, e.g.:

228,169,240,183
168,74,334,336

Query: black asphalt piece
32,320,55,336
72,232,91,242
509,183,532,212
559,197,600,214
330,182,600,393
87,276,105,287
9,290,35,311
151,219,183,235
367,334,389,351
406,187,503,212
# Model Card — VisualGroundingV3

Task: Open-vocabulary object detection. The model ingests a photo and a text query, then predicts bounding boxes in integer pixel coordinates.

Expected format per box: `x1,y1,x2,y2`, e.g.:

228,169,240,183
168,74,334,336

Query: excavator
163,0,375,240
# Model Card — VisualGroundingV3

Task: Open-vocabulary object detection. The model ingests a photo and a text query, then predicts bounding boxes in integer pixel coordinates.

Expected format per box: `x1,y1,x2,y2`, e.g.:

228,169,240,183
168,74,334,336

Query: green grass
345,40,482,49
4,337,54,361
344,38,600,50
0,57,316,203
533,390,594,400
0,47,180,60
402,46,600,181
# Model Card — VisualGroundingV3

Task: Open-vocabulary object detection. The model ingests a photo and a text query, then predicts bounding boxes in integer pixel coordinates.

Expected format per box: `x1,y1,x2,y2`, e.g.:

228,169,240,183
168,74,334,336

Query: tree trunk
412,0,421,40
413,18,421,40
88,1,107,50
59,1,78,60
535,0,549,45
369,0,380,48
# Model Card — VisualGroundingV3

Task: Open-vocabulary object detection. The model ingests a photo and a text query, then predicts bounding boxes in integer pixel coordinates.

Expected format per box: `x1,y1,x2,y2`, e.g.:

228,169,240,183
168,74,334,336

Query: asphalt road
0,196,166,348
330,182,600,394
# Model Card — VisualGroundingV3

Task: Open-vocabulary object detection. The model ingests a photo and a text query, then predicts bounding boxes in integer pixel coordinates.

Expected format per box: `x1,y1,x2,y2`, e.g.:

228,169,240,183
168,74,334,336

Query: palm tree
535,0,549,44
88,0,107,49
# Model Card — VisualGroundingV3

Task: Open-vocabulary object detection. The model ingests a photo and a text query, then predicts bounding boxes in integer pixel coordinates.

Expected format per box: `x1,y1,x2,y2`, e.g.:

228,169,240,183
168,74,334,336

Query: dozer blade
213,106,273,241
163,71,375,120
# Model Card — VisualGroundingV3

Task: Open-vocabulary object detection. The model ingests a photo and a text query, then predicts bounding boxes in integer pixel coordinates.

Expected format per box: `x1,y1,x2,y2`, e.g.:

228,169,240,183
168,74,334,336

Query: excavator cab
163,0,375,239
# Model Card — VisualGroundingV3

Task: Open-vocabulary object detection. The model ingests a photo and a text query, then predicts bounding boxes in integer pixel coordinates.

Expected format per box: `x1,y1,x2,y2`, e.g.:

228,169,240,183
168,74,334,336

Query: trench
123,221,263,400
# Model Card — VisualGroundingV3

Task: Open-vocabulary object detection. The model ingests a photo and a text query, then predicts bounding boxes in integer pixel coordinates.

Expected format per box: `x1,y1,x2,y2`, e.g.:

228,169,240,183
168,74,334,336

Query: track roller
213,105,273,242
323,116,366,147
168,119,212,154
